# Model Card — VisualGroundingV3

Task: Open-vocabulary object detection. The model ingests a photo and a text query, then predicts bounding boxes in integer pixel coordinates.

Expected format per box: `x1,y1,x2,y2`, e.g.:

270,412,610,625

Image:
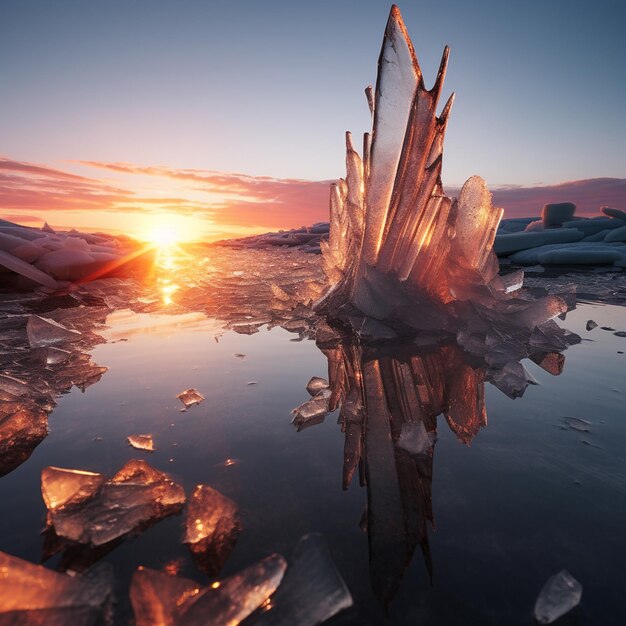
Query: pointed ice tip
432,46,450,95
365,85,374,116
345,131,355,151
439,92,455,123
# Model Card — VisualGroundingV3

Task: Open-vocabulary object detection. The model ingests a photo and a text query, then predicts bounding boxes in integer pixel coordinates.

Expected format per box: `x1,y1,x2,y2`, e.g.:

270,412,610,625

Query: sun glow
145,224,180,248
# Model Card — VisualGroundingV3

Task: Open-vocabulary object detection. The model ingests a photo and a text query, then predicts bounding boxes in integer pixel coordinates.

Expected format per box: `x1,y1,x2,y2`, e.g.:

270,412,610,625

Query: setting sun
145,224,179,248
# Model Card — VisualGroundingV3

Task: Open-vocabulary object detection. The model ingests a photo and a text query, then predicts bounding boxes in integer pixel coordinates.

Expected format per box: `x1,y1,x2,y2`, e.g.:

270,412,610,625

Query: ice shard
0,402,48,477
184,484,242,576
41,460,186,546
533,570,582,624
245,534,353,626
127,434,155,452
316,5,577,350
26,314,82,348
0,551,113,625
130,554,286,626
176,388,205,408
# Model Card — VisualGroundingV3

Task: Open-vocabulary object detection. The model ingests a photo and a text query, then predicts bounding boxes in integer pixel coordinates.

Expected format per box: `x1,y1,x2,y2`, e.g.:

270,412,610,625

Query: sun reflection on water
154,244,184,305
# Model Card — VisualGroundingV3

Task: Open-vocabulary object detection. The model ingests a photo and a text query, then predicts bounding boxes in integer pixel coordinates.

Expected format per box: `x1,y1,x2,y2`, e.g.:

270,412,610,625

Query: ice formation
41,459,186,546
0,551,113,625
533,570,582,624
184,484,242,575
315,5,584,340
0,219,155,289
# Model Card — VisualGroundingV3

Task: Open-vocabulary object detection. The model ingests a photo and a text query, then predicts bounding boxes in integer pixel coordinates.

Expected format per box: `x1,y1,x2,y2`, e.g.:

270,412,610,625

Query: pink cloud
79,160,331,228
3,156,625,235
447,177,626,218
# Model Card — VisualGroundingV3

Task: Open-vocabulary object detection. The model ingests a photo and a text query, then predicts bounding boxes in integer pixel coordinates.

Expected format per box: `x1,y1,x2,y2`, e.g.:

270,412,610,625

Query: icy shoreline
215,207,626,271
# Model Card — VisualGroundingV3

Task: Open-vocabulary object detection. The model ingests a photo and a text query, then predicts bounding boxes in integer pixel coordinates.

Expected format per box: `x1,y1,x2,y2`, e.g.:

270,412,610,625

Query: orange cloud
78,160,331,227
2,155,625,241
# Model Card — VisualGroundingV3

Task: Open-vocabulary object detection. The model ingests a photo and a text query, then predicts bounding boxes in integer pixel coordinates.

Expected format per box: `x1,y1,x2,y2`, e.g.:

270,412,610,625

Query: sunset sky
1,0,625,241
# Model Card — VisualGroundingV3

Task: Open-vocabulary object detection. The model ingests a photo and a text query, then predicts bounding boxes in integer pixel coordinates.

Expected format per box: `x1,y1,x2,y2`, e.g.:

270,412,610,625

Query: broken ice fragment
128,434,155,452
130,554,286,626
585,319,597,331
291,393,330,430
533,570,582,624
41,459,185,546
614,331,626,338
184,484,242,576
26,314,82,348
306,376,329,396
0,402,49,477
0,551,113,625
246,533,353,626
176,388,204,408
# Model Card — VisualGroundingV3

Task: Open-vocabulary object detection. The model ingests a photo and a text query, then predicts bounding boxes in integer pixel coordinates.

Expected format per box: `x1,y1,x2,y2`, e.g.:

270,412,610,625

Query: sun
144,224,179,248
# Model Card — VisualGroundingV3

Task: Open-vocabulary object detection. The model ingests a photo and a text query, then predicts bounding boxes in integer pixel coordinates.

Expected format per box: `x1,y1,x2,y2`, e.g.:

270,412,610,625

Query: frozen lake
0,246,625,624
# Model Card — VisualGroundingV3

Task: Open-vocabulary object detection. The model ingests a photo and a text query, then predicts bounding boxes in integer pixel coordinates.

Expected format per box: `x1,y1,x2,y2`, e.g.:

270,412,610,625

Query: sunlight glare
146,224,179,248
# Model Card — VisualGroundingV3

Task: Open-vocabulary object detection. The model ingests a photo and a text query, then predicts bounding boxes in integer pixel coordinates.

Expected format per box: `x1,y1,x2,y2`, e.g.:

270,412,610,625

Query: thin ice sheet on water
41,459,185,546
184,484,242,576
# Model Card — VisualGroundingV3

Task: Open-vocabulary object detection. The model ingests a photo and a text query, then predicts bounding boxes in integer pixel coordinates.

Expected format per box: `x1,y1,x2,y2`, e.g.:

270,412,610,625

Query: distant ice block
184,484,242,576
130,554,286,626
41,459,185,546
533,570,582,624
0,551,113,625
0,219,154,289
541,202,576,227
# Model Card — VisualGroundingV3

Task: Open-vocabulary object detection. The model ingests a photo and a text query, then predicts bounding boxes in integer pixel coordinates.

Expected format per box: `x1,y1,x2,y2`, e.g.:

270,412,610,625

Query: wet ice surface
0,245,625,624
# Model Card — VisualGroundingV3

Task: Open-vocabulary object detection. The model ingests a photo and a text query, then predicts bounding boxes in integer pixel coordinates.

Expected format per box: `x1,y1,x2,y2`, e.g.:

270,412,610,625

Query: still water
0,253,625,625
